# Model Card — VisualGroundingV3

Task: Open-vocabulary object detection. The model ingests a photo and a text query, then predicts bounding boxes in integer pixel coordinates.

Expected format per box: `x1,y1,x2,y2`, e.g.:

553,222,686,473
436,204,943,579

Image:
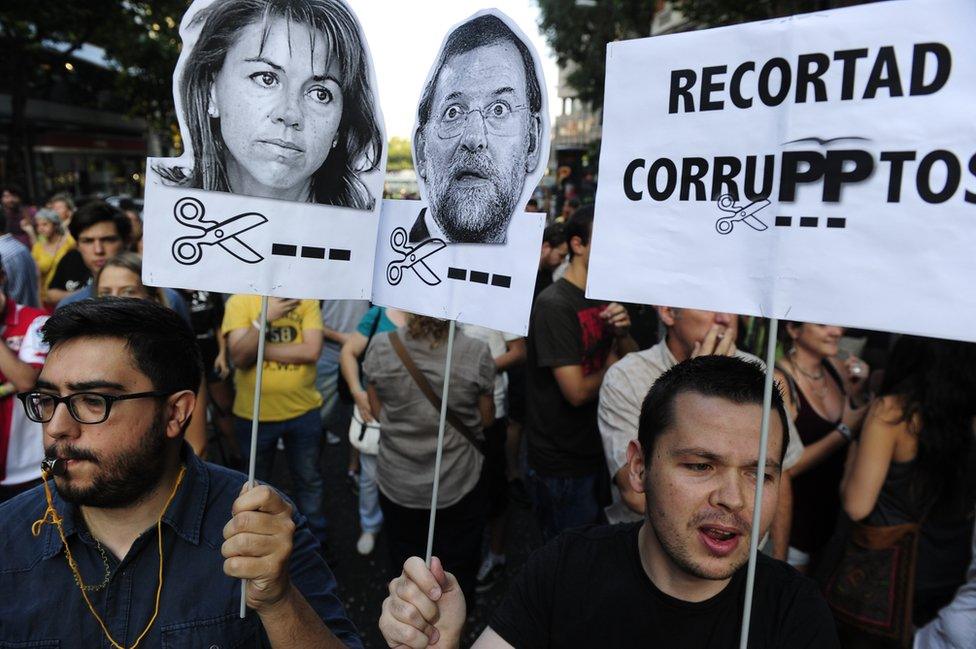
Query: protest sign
371,199,543,335
372,9,549,336
588,0,976,343
143,0,386,299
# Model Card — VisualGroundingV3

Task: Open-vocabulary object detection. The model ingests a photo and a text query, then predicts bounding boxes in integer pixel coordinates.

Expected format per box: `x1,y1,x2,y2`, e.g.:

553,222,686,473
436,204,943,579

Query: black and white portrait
410,11,550,245
152,0,385,209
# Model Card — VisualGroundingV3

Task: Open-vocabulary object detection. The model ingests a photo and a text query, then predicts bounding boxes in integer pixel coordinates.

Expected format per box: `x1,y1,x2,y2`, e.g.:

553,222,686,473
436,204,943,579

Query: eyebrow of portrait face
439,85,519,109
243,55,341,86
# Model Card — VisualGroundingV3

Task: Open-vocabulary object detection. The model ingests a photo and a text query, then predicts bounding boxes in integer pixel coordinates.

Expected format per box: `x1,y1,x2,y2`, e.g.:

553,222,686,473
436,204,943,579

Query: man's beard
46,408,170,509
426,147,525,243
644,481,752,581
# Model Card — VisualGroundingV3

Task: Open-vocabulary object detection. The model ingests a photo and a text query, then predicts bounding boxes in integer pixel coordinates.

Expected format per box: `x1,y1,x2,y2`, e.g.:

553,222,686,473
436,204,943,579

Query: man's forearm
614,334,639,357
229,326,261,368
258,585,347,649
0,343,39,391
264,341,321,365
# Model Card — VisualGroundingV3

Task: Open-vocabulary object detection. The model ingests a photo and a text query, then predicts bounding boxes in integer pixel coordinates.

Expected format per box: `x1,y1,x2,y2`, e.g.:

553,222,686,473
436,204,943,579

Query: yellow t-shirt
222,295,323,422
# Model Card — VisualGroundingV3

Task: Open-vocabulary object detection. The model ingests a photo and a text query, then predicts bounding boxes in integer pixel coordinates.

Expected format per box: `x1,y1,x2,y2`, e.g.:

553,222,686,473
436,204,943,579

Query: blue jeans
358,452,383,534
234,409,328,545
527,468,605,542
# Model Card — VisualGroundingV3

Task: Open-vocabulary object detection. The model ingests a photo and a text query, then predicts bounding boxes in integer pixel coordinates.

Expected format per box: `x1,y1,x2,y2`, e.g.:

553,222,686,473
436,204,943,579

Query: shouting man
379,356,839,648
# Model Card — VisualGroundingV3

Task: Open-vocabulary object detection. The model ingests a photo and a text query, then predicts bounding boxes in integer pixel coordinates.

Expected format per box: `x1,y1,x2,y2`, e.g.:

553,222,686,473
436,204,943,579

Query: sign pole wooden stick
240,295,270,618
425,319,457,566
738,316,779,648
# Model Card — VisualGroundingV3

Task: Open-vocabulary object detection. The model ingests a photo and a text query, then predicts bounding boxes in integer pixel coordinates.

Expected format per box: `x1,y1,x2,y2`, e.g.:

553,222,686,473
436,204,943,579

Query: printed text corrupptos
623,150,976,205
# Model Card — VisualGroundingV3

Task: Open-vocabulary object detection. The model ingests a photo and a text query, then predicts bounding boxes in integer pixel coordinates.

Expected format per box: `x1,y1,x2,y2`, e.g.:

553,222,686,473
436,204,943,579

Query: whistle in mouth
41,457,66,477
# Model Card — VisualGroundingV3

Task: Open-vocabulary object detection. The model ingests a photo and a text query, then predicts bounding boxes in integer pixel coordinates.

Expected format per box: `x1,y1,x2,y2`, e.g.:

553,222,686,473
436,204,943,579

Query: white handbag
347,405,380,455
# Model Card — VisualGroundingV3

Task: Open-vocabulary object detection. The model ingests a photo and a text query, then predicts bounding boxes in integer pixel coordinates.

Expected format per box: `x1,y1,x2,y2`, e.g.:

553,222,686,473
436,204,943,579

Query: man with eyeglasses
0,299,361,647
410,12,544,245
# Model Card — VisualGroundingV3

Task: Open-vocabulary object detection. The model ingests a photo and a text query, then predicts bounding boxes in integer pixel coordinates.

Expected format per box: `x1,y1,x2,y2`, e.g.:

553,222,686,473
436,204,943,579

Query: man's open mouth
700,526,739,541
697,524,744,556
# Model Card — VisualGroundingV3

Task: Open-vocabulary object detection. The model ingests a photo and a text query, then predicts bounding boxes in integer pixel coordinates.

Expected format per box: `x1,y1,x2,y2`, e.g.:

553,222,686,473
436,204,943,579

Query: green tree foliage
1,0,184,183
535,0,836,109
386,136,414,172
536,0,655,109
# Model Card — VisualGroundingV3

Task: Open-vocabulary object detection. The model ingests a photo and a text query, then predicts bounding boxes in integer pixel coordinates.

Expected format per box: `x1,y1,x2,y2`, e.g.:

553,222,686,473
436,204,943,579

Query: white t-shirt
460,324,521,419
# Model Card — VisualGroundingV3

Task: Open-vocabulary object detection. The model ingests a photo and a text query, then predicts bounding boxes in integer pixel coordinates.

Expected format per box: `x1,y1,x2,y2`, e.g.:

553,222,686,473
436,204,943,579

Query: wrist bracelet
836,422,853,442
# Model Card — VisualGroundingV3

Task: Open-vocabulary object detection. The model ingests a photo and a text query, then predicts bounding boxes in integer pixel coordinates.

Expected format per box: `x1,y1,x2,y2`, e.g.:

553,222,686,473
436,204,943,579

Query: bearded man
0,298,361,647
410,13,544,245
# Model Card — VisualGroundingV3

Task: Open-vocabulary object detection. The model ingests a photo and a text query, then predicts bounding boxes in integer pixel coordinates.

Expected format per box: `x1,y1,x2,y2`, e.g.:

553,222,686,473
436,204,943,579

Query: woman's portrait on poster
154,0,383,209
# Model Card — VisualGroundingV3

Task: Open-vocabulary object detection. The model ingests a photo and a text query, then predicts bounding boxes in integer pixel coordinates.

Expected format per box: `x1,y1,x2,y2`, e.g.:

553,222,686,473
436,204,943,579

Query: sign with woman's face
143,0,386,299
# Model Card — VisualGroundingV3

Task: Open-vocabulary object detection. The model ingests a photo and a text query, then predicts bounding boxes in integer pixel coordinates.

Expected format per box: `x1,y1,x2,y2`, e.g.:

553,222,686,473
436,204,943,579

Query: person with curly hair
362,315,495,601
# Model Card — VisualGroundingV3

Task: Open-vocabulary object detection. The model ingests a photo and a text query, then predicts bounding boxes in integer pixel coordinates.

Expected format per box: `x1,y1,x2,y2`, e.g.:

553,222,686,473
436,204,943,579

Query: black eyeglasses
17,391,171,425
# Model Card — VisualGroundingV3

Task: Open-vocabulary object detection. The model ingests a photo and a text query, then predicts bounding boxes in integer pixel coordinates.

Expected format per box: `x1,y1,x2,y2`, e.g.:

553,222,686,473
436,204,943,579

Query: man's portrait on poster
411,12,547,245
152,0,383,209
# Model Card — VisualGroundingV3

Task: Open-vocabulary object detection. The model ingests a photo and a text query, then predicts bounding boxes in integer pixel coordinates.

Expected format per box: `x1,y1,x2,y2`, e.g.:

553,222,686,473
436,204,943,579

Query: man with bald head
411,13,544,244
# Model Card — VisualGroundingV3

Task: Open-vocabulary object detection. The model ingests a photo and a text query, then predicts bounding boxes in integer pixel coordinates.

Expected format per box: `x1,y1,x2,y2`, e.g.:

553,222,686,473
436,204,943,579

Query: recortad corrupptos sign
588,0,976,343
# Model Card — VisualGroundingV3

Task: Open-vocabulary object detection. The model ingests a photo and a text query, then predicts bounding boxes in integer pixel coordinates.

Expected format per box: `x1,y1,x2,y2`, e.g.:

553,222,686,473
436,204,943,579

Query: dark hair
638,355,789,465
564,204,594,259
69,201,132,242
2,184,25,201
154,0,382,209
879,335,976,517
543,222,567,247
42,298,202,395
416,13,542,131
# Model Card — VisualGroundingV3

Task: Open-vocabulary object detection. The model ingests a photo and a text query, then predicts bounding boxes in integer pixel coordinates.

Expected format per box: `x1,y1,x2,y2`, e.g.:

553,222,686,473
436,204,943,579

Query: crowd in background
0,181,973,647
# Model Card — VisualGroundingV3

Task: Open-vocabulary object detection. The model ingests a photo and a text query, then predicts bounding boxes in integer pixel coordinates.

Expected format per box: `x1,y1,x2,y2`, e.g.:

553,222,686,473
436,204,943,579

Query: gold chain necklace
75,537,110,592
32,465,186,649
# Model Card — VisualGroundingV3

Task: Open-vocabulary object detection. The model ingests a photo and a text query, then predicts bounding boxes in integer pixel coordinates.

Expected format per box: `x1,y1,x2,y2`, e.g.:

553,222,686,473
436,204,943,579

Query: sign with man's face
370,10,550,335
142,0,386,299
411,9,549,245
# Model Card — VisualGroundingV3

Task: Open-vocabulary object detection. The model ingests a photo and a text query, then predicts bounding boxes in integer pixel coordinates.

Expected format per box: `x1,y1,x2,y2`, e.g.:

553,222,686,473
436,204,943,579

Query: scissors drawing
386,227,446,286
715,194,770,235
171,197,267,265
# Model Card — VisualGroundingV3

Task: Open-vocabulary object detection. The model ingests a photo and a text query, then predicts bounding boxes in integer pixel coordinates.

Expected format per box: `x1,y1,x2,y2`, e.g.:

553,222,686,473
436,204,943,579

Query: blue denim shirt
0,448,362,648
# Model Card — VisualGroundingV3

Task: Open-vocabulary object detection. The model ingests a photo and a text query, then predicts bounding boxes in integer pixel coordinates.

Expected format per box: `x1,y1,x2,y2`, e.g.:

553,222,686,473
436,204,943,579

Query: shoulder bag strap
388,331,484,455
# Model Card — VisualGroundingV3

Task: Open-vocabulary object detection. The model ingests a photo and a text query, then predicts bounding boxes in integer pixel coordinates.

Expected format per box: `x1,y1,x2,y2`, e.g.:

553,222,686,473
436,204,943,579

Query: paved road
265,434,545,648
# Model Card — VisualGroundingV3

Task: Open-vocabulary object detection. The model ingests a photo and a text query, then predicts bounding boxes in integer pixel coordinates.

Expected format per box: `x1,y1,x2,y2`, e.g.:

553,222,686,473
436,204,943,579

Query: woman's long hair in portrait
879,335,976,518
154,0,383,209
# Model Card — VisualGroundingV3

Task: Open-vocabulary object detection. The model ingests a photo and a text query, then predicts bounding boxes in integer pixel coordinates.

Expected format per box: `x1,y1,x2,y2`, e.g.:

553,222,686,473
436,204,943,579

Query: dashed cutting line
447,267,512,290
271,243,352,261
774,216,846,229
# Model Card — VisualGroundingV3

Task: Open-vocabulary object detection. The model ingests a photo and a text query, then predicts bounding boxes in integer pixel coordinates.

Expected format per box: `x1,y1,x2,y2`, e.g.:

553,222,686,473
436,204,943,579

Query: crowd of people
0,183,973,648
